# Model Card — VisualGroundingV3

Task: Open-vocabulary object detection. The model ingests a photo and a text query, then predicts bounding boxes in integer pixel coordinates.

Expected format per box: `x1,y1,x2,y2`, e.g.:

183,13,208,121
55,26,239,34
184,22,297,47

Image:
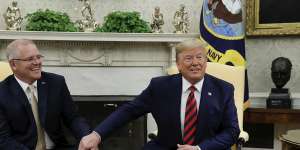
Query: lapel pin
208,92,212,96
41,81,46,84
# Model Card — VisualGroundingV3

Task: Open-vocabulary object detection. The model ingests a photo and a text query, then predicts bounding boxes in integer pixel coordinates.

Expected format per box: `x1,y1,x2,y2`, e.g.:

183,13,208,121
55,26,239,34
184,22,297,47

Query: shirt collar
182,76,204,93
14,75,37,92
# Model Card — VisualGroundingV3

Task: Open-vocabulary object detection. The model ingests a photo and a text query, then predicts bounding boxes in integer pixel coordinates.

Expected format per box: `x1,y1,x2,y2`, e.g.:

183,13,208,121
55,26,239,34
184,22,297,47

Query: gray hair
175,38,208,60
6,39,36,60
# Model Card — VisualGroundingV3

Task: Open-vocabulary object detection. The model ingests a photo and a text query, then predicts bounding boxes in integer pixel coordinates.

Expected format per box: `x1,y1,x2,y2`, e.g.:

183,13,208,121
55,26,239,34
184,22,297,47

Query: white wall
0,0,202,33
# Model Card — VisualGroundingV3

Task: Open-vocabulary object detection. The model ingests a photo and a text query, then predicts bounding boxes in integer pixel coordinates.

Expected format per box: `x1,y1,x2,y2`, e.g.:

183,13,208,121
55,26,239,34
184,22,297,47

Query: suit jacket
0,72,91,150
95,73,240,150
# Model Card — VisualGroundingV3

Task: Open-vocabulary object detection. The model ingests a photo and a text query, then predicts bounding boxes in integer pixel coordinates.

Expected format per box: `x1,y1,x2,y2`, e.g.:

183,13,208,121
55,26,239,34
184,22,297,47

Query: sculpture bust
267,57,292,109
271,57,292,89
173,4,189,33
150,7,164,33
3,1,23,31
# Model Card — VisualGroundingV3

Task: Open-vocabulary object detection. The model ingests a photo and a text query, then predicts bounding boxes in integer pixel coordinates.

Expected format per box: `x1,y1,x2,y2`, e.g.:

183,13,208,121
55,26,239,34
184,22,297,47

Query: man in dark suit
79,39,240,150
0,39,91,150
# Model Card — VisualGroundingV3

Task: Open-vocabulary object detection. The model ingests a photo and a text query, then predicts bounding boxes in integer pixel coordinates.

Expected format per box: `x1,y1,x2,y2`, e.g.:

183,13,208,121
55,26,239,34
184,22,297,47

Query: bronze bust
271,57,292,89
267,57,292,109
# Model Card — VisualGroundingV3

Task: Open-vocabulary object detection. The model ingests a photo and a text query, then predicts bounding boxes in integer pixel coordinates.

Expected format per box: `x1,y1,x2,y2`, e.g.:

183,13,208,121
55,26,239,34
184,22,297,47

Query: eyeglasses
12,55,44,63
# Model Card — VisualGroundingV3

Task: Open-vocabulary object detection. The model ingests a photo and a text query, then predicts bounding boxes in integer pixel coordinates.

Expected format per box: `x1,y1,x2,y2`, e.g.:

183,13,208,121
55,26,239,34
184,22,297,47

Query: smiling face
176,46,207,84
9,42,42,84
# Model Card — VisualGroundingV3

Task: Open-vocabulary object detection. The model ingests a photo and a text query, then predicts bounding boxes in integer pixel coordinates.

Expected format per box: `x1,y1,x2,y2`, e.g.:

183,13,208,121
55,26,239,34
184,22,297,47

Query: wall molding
0,31,199,42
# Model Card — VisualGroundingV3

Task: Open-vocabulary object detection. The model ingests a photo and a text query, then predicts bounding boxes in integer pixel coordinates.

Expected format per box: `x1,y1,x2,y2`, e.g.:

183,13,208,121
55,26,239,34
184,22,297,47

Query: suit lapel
37,77,48,126
195,74,213,142
9,76,34,120
170,74,183,144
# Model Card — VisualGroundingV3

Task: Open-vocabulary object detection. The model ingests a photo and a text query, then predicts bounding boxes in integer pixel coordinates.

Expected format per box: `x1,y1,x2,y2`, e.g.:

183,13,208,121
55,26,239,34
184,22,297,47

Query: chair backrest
0,62,13,81
166,62,245,131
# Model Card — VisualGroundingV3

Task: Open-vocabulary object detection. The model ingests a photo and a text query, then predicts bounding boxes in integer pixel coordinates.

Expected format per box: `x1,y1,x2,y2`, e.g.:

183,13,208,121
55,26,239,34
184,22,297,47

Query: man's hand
177,144,199,150
79,132,101,150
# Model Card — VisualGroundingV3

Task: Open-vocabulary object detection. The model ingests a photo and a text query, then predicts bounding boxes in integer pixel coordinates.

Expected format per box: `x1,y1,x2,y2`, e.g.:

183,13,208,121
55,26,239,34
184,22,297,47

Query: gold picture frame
246,0,300,36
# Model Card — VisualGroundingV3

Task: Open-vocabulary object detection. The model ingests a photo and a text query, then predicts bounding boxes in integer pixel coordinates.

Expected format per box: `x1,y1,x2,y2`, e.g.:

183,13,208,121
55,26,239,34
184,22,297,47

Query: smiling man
0,39,91,150
79,39,240,150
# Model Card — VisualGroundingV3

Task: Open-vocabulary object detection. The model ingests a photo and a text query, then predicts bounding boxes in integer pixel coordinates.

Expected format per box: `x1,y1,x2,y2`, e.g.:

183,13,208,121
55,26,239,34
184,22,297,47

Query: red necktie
183,85,197,145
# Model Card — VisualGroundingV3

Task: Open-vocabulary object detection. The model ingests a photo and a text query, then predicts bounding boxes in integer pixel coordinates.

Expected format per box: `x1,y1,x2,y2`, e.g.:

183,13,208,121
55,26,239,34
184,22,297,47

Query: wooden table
243,108,300,148
244,108,300,124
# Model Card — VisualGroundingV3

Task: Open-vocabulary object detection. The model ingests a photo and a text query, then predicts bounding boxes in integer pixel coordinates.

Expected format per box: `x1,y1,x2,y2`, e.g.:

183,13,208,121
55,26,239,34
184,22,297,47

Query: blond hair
175,39,207,60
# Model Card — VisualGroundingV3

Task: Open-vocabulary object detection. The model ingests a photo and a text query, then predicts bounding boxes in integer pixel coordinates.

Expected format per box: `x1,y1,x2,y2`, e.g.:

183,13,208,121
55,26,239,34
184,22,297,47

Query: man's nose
191,58,200,65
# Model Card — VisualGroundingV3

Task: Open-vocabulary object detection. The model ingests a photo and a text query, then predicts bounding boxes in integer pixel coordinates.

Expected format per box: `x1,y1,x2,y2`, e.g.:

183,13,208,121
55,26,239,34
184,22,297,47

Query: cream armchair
0,62,12,80
203,62,249,149
149,62,249,149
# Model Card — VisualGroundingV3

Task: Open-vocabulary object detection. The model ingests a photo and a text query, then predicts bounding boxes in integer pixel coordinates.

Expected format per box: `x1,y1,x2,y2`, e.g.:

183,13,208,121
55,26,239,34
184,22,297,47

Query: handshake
78,131,200,150
79,131,102,150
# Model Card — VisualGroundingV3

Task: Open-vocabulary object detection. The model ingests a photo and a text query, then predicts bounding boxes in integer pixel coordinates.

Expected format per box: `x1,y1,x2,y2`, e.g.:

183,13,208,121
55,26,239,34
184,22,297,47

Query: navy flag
200,0,249,106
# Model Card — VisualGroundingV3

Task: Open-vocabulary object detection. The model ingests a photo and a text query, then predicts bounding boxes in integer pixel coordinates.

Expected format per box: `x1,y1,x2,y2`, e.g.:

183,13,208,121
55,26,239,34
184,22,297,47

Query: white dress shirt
15,76,55,150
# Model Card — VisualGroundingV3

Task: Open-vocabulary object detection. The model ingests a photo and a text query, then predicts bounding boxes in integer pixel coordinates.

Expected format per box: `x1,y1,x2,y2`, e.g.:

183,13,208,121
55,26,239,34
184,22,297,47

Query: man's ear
176,61,181,72
8,60,16,71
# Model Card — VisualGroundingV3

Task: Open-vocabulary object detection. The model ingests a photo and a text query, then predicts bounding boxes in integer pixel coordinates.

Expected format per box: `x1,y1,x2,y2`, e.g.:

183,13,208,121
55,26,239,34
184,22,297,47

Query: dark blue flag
200,0,249,106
